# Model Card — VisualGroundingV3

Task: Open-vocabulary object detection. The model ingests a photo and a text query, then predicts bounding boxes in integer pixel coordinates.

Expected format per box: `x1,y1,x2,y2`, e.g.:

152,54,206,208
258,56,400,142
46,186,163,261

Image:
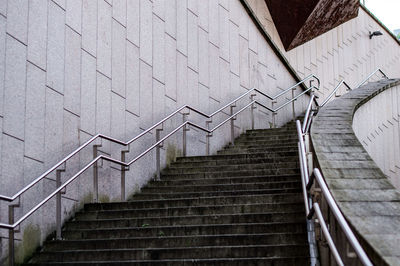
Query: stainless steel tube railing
320,80,352,107
356,68,388,88
296,101,373,265
0,74,320,265
0,75,320,204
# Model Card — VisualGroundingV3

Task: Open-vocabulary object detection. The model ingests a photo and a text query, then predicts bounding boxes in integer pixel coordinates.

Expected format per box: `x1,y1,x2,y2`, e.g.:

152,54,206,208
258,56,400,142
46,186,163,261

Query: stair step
66,212,305,230
243,131,297,137
131,188,302,200
162,162,298,174
84,193,303,211
233,139,299,147
149,175,301,186
75,202,304,220
44,233,308,251
62,222,307,240
27,256,310,265
175,151,298,162
169,156,299,168
160,168,300,180
32,244,309,262
218,147,298,155
142,181,301,193
235,134,299,141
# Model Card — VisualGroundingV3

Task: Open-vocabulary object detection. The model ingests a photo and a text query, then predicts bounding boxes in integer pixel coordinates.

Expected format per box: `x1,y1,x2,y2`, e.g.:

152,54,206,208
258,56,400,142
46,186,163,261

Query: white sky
364,0,400,32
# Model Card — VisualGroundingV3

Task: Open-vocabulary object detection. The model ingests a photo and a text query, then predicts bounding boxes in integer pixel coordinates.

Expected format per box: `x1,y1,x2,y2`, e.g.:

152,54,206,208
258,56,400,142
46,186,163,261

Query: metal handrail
320,80,352,107
355,68,388,88
0,99,264,230
296,114,373,265
0,73,320,265
302,94,315,132
311,169,373,266
0,74,320,203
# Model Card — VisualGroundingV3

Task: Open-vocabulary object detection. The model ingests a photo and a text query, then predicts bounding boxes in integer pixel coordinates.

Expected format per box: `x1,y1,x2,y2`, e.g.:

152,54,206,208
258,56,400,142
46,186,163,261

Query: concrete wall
0,0,308,262
245,0,400,103
353,84,400,189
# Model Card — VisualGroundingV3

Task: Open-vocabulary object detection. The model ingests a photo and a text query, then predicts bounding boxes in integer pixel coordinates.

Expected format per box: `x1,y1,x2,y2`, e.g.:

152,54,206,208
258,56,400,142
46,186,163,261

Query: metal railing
0,74,319,265
355,68,388,88
320,80,352,107
296,97,373,265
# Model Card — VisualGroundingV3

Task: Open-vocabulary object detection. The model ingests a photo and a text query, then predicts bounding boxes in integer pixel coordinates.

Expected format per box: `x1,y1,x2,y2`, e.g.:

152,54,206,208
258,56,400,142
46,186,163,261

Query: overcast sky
363,0,400,32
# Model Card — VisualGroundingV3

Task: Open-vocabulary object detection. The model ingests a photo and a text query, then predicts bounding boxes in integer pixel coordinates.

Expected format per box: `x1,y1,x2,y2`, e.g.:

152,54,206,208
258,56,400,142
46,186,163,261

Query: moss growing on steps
14,224,41,264
166,143,182,167
99,194,110,203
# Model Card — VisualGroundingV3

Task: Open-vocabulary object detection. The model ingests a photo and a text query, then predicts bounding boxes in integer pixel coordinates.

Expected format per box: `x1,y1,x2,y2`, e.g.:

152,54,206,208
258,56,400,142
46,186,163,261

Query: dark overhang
265,0,360,51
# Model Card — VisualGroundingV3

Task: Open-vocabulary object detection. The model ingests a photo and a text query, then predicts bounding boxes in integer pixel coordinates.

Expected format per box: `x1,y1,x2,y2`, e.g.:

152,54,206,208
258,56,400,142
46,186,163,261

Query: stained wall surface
0,0,307,262
353,84,400,189
246,0,400,103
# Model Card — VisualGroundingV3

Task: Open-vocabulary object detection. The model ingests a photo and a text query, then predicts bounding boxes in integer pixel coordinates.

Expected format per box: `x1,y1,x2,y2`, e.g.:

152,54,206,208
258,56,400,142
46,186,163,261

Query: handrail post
230,105,235,146
305,134,313,177
93,145,101,203
8,207,14,266
250,94,256,130
56,169,65,240
120,150,129,200
8,199,19,266
156,128,163,180
182,113,188,156
206,121,211,155
272,100,277,128
292,88,296,121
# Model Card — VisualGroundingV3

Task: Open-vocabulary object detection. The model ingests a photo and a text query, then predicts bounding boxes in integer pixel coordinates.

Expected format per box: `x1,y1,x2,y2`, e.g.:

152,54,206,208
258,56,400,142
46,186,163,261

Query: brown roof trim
239,0,308,92
360,4,400,46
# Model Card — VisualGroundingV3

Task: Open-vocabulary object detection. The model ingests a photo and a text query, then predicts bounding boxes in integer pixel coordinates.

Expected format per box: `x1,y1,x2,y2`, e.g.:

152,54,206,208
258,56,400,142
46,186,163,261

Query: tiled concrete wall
0,0,304,262
353,84,400,189
246,0,400,102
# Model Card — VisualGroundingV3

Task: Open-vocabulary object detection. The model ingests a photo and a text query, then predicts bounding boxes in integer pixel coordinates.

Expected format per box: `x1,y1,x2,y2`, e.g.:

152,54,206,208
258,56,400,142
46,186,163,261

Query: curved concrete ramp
311,78,400,265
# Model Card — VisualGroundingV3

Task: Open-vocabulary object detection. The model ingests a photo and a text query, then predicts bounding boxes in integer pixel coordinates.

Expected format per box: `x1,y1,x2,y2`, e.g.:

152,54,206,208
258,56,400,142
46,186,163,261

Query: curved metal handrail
320,80,352,107
296,117,373,266
356,68,388,88
0,74,320,203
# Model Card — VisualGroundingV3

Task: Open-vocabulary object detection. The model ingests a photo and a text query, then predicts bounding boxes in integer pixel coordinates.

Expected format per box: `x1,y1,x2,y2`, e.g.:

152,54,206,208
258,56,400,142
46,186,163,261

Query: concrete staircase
27,122,309,265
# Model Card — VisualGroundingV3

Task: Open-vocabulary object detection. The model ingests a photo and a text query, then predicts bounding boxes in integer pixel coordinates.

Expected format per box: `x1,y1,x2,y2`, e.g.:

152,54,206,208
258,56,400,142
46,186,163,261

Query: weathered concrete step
244,129,296,139
169,156,299,168
225,143,298,150
62,222,307,240
235,134,299,141
27,256,310,265
233,139,299,147
162,161,298,174
246,126,296,133
218,147,298,155
131,188,302,200
85,193,303,211
66,212,304,230
32,244,309,262
221,144,297,151
142,181,301,193
160,168,300,180
175,151,298,163
149,175,301,187
75,202,304,220
43,233,308,251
